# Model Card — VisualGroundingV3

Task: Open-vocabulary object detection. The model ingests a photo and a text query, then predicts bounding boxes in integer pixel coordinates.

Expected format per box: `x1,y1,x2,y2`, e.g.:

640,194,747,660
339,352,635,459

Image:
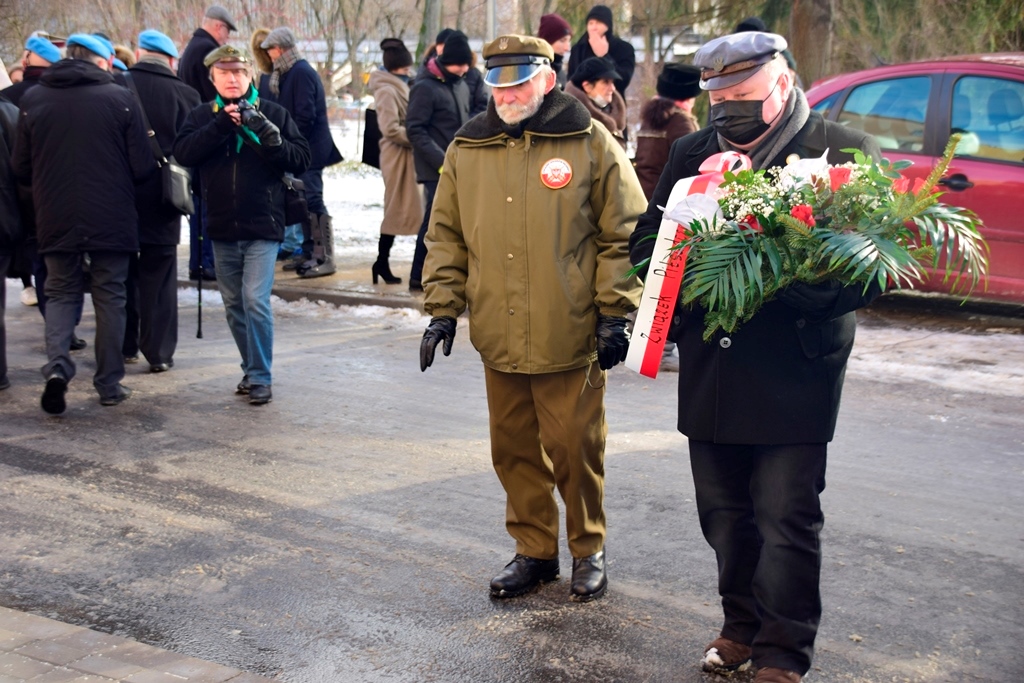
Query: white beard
495,90,544,125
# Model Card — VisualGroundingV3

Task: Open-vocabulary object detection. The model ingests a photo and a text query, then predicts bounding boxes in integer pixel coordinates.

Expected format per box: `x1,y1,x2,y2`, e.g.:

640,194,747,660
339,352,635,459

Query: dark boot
372,234,402,284
298,214,336,278
570,550,607,601
490,554,559,598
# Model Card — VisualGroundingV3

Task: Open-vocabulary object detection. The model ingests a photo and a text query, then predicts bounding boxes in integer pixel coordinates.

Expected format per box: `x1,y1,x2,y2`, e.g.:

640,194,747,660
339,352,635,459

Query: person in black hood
174,45,310,406
12,34,156,413
566,5,635,100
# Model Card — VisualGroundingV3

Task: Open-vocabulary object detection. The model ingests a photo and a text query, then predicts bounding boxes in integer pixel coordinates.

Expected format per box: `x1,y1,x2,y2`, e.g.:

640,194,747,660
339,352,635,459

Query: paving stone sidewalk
0,607,273,682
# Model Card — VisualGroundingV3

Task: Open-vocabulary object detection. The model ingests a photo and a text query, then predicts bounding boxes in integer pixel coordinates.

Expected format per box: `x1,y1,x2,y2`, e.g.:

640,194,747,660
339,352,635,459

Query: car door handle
937,173,974,191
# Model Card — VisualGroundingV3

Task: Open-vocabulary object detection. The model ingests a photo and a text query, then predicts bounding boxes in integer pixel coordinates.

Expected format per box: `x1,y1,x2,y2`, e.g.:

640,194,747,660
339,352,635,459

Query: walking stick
196,228,204,339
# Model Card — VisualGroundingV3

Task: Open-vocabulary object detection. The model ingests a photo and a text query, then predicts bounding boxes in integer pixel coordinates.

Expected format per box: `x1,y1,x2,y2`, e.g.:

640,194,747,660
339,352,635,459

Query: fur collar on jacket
456,87,591,141
640,97,693,132
564,81,625,139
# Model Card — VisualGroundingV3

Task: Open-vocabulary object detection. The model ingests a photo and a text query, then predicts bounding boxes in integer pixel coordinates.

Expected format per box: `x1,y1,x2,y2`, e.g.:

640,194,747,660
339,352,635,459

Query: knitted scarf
269,46,302,97
213,85,261,152
718,87,810,170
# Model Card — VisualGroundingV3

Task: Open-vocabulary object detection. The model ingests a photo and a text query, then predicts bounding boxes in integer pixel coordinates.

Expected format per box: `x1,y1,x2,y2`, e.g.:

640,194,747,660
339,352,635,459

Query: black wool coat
406,61,471,183
177,28,219,103
12,59,156,254
0,65,46,107
0,96,21,250
173,97,310,242
260,59,342,171
127,61,202,245
629,112,884,445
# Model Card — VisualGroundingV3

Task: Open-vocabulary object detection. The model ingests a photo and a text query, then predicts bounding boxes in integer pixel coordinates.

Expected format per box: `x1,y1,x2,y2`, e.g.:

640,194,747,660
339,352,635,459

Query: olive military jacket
423,89,646,374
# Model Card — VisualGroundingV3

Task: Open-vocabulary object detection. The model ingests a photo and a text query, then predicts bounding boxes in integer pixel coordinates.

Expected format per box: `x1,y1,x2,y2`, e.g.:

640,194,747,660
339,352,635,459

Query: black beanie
585,5,614,33
570,56,620,89
380,38,413,71
735,16,768,33
436,31,473,66
435,28,455,45
656,63,701,101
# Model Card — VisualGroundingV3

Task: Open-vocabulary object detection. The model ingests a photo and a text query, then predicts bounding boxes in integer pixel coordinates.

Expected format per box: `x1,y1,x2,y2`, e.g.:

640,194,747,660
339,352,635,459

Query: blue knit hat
138,29,179,58
25,35,61,64
66,34,112,60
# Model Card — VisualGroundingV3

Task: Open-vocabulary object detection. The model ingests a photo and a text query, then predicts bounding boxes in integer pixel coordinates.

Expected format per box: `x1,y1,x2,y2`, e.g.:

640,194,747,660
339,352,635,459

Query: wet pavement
1,253,1023,682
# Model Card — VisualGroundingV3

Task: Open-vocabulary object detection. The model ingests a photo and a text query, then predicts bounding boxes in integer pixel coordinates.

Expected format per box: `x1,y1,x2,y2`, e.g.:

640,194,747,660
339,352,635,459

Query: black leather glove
420,316,456,372
245,114,282,147
777,280,842,322
595,315,630,370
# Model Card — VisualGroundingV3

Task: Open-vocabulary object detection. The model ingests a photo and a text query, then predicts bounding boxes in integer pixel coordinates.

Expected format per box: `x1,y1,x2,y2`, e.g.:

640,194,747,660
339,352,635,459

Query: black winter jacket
173,96,310,242
260,59,342,171
0,96,20,250
407,59,471,183
567,34,636,98
629,112,883,445
12,59,156,254
126,61,202,245
177,28,219,103
465,68,489,117
0,65,46,107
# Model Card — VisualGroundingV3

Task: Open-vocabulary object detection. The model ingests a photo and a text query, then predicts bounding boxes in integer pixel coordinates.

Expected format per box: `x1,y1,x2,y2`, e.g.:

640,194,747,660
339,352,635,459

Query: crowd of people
1,7,882,682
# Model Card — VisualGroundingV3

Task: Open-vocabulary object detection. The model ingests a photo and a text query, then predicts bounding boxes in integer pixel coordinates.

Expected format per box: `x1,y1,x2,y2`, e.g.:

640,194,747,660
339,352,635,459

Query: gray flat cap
205,5,237,32
693,31,787,90
260,27,296,49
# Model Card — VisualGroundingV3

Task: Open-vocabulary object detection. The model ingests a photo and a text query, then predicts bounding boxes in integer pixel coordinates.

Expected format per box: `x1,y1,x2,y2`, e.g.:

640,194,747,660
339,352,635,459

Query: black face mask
710,79,781,145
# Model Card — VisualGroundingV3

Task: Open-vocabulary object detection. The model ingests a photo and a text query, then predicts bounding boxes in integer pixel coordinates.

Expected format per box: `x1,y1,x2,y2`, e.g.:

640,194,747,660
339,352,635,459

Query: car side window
835,77,931,152
811,92,841,119
952,76,1024,164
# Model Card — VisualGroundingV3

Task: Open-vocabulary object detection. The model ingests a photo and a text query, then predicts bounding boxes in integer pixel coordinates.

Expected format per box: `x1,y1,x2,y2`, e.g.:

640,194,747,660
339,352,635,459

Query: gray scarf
718,88,810,170
269,46,303,97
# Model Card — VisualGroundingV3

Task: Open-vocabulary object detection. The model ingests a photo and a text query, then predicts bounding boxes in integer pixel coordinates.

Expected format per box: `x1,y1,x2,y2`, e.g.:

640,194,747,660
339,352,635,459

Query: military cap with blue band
693,31,788,91
138,29,179,58
483,35,553,87
66,34,112,60
25,36,61,64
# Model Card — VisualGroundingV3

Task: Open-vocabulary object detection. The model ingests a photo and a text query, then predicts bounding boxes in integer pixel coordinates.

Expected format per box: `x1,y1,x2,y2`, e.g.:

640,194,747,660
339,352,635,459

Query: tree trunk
789,0,834,87
418,0,442,61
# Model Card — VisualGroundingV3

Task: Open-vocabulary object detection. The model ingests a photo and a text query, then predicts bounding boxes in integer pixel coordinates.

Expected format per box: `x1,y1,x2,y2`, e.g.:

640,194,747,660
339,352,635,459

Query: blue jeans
212,240,278,386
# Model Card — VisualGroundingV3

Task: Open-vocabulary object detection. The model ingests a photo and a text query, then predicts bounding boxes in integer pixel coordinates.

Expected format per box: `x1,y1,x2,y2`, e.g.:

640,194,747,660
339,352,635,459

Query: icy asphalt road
0,287,1022,683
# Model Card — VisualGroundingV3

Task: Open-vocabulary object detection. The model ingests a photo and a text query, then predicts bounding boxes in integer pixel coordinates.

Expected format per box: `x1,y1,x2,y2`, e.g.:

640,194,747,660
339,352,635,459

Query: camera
234,100,282,146
235,99,263,128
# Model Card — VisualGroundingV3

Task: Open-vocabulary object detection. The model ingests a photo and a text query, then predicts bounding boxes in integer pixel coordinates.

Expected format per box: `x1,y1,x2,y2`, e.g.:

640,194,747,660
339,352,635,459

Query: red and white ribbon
626,152,751,378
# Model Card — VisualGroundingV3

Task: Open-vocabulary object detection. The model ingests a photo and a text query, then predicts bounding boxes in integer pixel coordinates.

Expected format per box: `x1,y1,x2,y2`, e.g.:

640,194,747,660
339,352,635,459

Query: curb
177,278,423,312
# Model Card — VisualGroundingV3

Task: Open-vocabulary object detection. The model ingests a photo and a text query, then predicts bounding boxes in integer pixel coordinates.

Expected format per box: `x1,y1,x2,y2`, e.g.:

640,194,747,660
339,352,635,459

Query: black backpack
361,108,382,169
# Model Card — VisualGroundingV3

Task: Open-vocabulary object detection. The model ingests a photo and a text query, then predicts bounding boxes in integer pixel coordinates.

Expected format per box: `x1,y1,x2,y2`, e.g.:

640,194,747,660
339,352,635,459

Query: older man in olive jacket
420,35,645,603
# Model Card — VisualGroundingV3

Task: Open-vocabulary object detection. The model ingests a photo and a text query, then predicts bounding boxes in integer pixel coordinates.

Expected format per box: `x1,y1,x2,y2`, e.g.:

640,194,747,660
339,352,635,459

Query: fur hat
380,38,413,71
250,28,273,74
656,62,701,101
570,56,620,89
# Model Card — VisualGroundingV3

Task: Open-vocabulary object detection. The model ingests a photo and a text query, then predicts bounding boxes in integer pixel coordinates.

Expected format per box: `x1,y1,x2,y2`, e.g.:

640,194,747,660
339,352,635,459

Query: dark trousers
188,190,215,274
42,251,130,397
33,254,83,325
409,180,437,285
299,169,326,256
0,250,10,384
688,440,827,676
123,245,178,365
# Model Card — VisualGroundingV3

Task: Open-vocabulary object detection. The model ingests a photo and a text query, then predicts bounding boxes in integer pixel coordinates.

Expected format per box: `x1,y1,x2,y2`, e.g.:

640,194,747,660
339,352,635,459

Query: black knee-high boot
372,234,402,284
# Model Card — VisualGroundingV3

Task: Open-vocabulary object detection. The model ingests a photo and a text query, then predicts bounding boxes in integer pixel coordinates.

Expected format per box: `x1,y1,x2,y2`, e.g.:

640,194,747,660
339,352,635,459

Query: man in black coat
123,30,202,373
406,30,472,290
628,33,882,683
0,93,21,391
259,27,343,278
178,4,237,282
174,45,310,406
567,5,635,101
13,34,156,414
2,35,60,107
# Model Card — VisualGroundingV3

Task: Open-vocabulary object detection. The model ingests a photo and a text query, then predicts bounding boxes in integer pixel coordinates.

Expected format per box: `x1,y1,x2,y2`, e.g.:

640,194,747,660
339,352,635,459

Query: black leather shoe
150,361,173,373
248,384,272,405
41,370,68,415
408,280,423,292
99,385,132,406
235,375,251,395
70,335,87,351
570,551,607,602
489,554,559,598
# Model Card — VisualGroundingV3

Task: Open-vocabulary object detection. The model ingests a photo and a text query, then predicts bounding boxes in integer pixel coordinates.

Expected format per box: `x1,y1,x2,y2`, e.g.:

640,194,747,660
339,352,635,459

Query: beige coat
423,91,645,374
368,69,422,236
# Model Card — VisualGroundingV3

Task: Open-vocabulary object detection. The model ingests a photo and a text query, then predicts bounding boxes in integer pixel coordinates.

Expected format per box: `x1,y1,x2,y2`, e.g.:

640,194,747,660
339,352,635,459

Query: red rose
790,204,816,226
829,166,852,192
892,175,910,194
912,177,929,195
740,214,762,232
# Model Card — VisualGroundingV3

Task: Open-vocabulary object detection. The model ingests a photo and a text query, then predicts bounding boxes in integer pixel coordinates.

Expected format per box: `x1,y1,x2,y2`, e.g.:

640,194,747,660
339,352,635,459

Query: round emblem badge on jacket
540,158,572,189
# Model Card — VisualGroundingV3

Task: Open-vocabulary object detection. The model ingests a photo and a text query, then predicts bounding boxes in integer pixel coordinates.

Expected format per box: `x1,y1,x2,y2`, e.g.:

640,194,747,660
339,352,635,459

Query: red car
806,54,1024,303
